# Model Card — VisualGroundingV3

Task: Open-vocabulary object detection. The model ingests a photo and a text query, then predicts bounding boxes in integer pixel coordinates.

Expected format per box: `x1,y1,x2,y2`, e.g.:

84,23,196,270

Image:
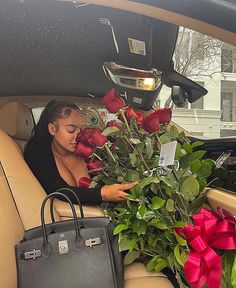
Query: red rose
107,120,121,129
76,128,94,144
75,142,94,158
125,107,144,124
102,88,126,113
87,158,102,170
154,108,172,124
77,128,107,147
78,177,92,188
142,112,160,133
88,129,107,147
87,159,103,176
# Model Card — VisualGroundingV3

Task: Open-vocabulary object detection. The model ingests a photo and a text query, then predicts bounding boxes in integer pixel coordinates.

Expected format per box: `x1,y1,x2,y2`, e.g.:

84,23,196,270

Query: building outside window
221,92,233,122
158,28,236,138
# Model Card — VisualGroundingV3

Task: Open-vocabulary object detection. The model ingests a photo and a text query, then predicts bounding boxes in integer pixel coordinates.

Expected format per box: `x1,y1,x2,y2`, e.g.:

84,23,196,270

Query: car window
158,27,236,138
32,107,44,124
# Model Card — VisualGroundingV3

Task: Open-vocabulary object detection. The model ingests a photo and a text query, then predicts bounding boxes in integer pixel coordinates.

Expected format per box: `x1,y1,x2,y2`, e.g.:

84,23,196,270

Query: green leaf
188,194,207,213
231,256,236,288
180,176,200,201
102,126,120,136
190,159,202,173
130,184,142,198
150,183,158,193
174,245,185,266
179,150,206,169
166,199,175,212
138,177,159,189
126,170,140,182
169,125,179,139
198,178,208,192
154,258,168,272
132,220,147,236
114,224,128,235
191,141,204,148
134,143,145,154
146,257,158,272
175,143,184,160
151,196,165,210
128,238,137,252
115,137,129,156
148,235,160,247
124,250,141,265
118,234,129,251
174,221,186,227
183,142,192,153
174,231,187,246
160,175,178,189
137,204,146,218
164,231,176,243
198,159,215,177
231,255,236,288
222,252,236,288
145,138,154,159
158,133,172,145
149,219,167,230
194,150,206,160
129,153,138,166
143,210,156,221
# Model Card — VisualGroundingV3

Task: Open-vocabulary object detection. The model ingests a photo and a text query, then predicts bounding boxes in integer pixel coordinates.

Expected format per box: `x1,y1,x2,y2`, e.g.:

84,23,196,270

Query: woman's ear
48,123,56,136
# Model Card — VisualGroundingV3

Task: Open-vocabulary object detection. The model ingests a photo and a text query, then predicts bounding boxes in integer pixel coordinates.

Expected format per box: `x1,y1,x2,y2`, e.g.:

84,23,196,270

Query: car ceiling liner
0,0,207,110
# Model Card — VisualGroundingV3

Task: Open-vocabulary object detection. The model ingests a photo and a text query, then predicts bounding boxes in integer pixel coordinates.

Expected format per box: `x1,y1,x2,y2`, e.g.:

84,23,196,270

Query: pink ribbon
176,208,236,288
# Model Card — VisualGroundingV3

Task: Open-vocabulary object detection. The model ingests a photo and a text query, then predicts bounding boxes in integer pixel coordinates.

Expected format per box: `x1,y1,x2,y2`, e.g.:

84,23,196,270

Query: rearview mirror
163,70,208,105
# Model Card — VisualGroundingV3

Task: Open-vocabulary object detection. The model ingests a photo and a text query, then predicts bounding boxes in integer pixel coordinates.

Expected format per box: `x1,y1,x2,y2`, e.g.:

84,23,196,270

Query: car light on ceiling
143,78,156,90
103,62,162,91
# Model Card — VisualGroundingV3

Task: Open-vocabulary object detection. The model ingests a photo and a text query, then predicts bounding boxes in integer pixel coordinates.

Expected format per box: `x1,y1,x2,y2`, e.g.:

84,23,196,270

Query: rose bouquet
75,88,236,288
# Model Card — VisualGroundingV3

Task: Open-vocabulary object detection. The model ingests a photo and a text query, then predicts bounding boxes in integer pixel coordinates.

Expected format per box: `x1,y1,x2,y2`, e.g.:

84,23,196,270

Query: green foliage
222,252,236,288
92,112,216,287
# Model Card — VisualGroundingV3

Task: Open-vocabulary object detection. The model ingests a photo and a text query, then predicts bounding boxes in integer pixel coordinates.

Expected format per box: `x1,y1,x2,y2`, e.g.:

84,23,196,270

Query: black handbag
16,191,124,288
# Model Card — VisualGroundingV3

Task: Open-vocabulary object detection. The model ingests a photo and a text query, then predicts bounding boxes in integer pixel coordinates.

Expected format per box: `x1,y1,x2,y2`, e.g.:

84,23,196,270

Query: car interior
0,0,236,287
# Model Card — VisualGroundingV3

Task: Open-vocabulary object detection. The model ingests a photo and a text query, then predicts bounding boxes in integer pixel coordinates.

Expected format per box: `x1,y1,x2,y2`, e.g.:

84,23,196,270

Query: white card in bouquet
159,140,177,167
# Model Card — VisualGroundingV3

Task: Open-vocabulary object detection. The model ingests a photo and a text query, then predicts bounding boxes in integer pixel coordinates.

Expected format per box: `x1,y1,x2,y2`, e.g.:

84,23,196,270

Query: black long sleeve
24,140,103,205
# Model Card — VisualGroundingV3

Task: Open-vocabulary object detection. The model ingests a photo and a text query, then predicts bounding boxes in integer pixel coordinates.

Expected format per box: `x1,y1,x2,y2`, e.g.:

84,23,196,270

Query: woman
24,99,136,204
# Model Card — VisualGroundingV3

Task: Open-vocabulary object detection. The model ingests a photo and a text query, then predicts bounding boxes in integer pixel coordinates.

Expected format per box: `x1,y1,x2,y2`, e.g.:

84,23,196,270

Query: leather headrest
0,102,34,140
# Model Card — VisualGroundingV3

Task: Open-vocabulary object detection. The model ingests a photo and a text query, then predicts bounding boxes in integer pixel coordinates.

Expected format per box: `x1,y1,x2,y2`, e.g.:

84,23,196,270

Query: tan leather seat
0,101,35,152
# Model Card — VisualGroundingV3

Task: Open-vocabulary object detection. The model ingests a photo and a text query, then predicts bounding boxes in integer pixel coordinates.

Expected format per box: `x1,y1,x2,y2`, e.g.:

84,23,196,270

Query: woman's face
48,109,84,153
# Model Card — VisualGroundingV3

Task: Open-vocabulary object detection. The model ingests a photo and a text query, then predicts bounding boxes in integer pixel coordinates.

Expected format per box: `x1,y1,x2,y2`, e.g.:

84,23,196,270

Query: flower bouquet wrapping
76,88,236,288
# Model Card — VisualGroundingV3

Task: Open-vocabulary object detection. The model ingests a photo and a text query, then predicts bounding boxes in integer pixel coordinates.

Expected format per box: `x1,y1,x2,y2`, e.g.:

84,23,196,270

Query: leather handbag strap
41,192,84,254
50,187,84,222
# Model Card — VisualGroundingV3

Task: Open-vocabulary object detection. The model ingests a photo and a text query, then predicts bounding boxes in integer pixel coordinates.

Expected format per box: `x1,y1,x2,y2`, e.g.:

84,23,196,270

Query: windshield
158,27,236,138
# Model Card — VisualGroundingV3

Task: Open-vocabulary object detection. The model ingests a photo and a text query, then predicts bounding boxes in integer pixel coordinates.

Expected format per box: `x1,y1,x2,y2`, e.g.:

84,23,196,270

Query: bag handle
50,188,84,223
41,192,84,253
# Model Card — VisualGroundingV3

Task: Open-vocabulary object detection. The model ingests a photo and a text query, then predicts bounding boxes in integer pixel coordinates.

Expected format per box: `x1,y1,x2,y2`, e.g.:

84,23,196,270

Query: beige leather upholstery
0,129,59,230
0,101,34,151
0,163,25,288
207,188,236,216
54,198,104,219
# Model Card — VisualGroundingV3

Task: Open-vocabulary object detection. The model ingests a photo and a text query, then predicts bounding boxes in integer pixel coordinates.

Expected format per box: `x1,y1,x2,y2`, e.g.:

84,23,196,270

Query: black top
24,140,103,205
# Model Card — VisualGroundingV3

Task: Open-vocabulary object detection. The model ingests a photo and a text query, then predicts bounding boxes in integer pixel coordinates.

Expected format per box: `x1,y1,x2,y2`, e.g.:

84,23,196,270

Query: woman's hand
101,182,138,202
